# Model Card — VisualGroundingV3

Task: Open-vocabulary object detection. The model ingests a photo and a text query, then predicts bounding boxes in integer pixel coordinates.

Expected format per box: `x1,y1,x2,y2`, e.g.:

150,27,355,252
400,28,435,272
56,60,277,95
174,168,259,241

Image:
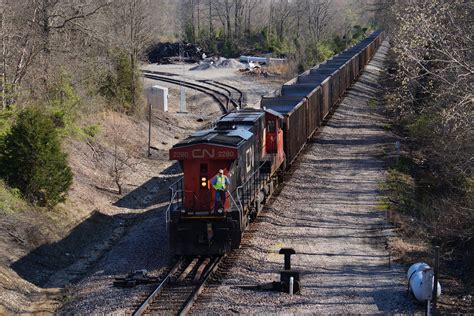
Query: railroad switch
113,269,159,288
279,248,301,294
237,248,301,294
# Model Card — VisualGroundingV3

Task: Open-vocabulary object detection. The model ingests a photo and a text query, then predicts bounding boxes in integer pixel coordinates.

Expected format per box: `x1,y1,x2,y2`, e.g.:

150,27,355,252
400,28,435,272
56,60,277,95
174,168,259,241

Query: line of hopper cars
167,30,385,255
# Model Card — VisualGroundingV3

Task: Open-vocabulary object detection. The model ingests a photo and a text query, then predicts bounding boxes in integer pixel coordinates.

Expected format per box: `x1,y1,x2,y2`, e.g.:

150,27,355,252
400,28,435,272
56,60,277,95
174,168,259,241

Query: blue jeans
214,190,226,211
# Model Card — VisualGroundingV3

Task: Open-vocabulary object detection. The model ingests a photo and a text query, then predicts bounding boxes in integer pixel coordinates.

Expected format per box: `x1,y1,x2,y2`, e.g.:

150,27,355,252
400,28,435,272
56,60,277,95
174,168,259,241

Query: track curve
142,70,240,113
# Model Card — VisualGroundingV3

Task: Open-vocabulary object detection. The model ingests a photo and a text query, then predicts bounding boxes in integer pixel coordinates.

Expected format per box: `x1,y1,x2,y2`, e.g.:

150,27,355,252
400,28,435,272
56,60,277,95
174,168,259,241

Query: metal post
289,277,294,295
179,41,187,113
432,246,440,315
395,141,400,165
148,101,152,157
279,248,296,270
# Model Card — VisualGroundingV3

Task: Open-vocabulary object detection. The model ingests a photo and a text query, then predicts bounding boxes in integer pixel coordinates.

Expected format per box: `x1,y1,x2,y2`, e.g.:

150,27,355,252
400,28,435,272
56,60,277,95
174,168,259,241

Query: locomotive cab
170,143,239,214
169,110,268,255
263,109,285,173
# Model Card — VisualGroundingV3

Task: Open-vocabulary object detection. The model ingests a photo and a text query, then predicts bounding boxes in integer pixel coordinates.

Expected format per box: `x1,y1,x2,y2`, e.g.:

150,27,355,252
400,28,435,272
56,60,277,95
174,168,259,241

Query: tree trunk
208,0,212,39
196,0,200,39
191,0,195,42
130,52,136,112
225,1,231,41
1,3,6,110
41,0,51,88
129,1,136,112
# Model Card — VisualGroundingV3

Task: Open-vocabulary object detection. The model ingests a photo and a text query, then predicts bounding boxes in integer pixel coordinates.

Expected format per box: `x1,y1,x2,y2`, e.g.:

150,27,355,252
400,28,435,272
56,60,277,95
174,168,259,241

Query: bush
304,41,335,68
99,52,141,113
0,108,73,207
48,70,81,129
82,124,100,138
0,105,17,137
0,180,28,214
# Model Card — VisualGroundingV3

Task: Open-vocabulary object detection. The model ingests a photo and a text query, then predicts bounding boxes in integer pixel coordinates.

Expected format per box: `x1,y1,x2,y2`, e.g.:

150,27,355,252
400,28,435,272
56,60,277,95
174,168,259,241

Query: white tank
407,262,441,301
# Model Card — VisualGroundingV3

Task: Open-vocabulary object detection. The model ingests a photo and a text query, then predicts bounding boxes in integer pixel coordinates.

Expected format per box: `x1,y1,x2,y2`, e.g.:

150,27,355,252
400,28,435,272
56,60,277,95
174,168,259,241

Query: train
167,30,385,255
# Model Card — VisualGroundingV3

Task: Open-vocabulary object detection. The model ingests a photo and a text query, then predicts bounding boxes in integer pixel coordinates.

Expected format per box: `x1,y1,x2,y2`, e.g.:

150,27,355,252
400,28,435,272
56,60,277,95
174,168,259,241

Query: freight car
167,30,384,255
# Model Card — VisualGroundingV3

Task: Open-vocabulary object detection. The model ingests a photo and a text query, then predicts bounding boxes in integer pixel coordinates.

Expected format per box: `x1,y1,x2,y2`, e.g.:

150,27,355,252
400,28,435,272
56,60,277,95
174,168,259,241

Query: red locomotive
167,30,384,255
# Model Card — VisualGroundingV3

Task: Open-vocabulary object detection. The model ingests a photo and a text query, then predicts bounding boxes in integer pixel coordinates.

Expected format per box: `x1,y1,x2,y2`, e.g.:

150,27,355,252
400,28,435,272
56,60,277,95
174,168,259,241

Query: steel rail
142,69,241,105
143,73,228,113
132,255,222,316
132,257,185,316
142,70,239,112
178,255,222,316
199,79,243,107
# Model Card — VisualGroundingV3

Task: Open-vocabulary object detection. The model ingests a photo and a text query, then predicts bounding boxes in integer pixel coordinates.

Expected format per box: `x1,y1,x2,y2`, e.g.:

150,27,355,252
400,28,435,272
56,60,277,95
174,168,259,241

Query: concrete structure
239,55,286,64
146,85,168,112
179,85,187,113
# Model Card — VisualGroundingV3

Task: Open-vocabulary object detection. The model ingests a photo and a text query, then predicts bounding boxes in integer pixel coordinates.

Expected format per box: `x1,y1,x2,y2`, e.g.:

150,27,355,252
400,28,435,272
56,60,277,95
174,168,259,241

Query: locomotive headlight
200,177,207,188
180,209,186,214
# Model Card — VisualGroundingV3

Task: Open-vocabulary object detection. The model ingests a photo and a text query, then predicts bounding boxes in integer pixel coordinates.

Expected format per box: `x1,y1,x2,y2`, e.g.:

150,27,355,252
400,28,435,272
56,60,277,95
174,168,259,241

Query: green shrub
48,70,81,130
82,124,100,138
380,168,416,214
0,108,73,207
331,35,347,53
222,39,237,57
0,180,29,214
367,97,378,109
0,105,17,137
304,41,335,67
407,114,437,140
99,52,141,113
351,25,369,43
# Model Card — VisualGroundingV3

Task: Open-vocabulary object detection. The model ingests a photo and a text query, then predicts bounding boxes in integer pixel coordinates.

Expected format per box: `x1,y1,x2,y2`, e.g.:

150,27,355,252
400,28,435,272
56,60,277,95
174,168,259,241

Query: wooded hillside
372,0,473,298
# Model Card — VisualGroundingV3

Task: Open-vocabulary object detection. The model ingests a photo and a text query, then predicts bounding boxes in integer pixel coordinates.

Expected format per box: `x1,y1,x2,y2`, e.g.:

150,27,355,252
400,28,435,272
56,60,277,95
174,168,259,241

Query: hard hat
218,169,224,174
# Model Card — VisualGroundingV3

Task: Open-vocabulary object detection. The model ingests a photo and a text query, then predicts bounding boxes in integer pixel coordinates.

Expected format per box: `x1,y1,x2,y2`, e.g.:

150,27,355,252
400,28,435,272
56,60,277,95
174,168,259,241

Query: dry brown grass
266,63,292,76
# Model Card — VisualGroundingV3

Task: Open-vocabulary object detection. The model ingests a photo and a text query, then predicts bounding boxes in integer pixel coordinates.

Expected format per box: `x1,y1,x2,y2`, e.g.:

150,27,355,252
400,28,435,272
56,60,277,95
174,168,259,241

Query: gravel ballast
191,41,416,314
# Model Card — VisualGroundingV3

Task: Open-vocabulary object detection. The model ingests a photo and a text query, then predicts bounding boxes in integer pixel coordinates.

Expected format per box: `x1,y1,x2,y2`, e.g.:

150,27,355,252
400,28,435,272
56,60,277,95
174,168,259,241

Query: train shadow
10,165,182,288
114,162,182,209
10,205,171,289
10,210,119,287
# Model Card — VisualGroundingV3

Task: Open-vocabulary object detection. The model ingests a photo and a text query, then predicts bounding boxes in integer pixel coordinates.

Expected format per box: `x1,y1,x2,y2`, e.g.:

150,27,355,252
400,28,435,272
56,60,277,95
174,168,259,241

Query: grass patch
380,168,416,214
380,123,392,131
376,198,390,211
393,154,416,174
82,124,100,138
0,180,30,214
367,97,378,109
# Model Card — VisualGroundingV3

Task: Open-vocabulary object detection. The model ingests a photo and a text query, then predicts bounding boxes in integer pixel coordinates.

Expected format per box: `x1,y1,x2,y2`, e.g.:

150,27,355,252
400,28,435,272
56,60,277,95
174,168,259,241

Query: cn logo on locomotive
192,148,215,158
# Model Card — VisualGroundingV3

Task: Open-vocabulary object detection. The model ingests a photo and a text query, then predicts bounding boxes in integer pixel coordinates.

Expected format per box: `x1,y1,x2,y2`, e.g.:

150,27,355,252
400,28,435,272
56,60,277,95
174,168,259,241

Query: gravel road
191,41,416,314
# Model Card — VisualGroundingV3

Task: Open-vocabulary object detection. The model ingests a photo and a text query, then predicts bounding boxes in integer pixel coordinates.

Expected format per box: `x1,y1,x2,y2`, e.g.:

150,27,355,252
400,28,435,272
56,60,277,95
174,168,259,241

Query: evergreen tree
99,52,141,113
0,109,73,207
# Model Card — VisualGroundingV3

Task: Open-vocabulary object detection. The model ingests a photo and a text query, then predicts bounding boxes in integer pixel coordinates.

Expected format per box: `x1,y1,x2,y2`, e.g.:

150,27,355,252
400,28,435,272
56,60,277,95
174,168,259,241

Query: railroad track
142,70,240,113
197,79,243,108
133,256,222,316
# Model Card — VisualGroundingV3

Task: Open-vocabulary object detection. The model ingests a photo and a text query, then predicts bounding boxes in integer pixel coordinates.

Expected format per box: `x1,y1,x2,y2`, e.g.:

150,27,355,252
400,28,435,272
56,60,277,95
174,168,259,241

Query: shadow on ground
114,162,182,209
11,174,177,288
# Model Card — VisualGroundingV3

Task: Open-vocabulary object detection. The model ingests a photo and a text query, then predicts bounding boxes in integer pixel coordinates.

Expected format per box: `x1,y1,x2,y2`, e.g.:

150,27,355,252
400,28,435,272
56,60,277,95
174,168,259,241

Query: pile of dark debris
147,42,205,64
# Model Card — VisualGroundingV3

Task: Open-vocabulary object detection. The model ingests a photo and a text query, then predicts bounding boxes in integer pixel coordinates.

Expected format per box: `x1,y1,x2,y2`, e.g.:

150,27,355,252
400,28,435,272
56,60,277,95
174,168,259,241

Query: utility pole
179,42,187,113
147,100,152,157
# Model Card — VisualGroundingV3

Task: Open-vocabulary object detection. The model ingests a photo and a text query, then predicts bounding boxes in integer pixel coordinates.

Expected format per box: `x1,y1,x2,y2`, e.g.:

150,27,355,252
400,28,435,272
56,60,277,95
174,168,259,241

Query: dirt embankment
0,65,285,314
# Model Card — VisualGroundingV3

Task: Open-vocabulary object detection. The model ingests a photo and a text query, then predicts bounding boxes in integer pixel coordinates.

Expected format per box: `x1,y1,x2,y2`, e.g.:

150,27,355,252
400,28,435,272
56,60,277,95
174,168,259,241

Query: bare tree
107,115,138,195
0,0,110,106
380,0,473,245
